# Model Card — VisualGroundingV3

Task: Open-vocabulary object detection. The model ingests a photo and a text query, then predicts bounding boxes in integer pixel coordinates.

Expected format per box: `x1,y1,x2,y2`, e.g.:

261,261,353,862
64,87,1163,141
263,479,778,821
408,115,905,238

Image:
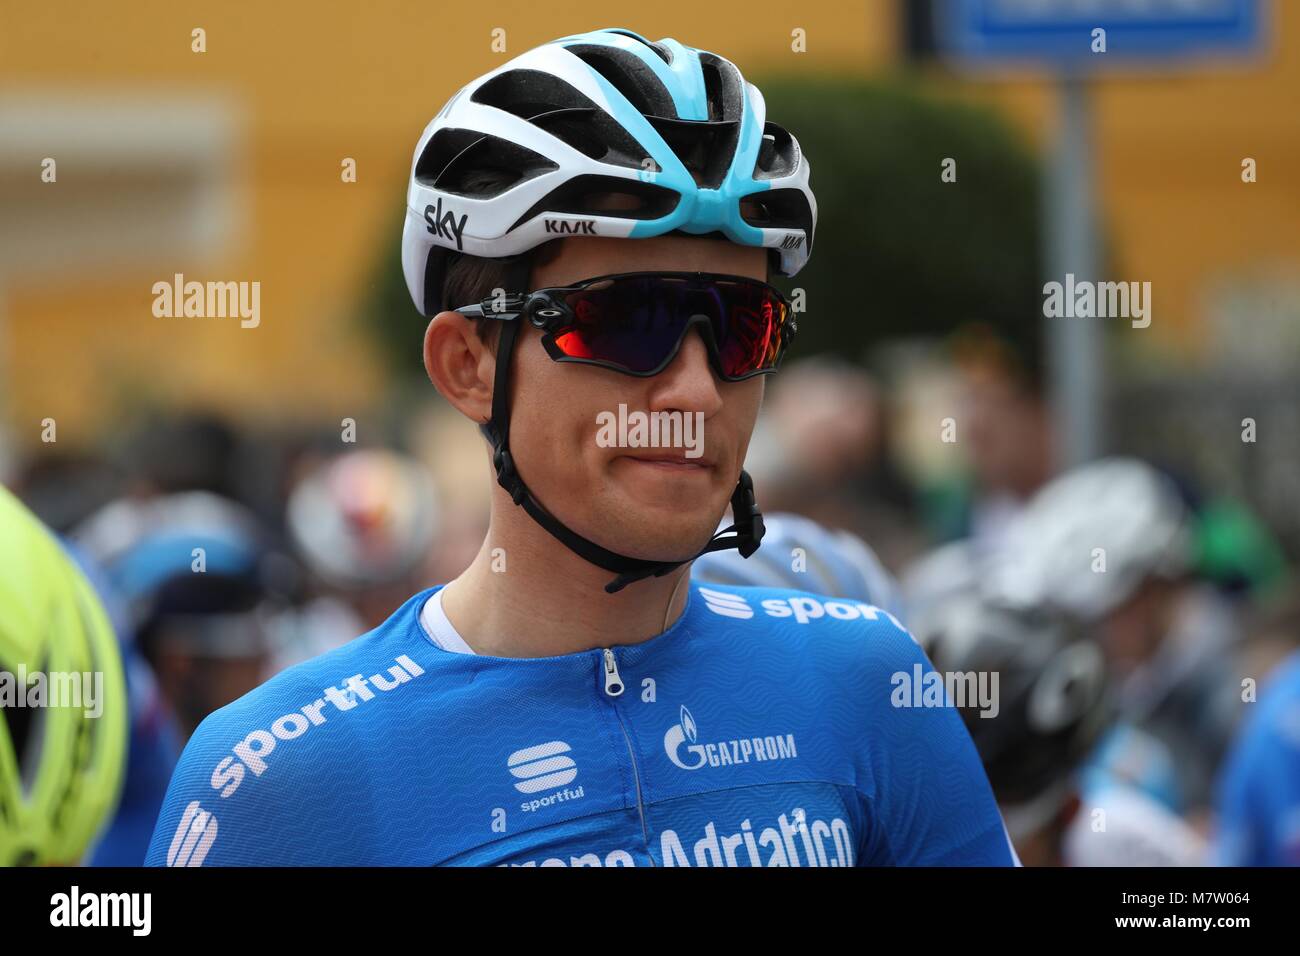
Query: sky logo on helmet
424,197,468,250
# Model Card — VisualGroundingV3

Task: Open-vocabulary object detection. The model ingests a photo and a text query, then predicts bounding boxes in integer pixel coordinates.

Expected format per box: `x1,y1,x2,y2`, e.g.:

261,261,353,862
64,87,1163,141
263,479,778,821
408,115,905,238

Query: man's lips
616,453,715,470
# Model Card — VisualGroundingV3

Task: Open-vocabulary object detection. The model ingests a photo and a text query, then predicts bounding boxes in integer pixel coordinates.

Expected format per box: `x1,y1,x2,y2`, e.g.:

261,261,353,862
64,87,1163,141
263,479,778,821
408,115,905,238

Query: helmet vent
739,186,813,236
563,44,677,118
602,29,674,65
508,174,680,230
472,70,652,170
752,122,799,180
645,115,738,190
697,53,745,123
416,128,559,198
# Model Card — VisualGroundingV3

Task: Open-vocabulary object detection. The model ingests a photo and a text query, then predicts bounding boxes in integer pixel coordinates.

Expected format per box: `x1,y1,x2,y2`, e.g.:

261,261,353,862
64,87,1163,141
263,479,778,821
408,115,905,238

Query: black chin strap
481,315,766,594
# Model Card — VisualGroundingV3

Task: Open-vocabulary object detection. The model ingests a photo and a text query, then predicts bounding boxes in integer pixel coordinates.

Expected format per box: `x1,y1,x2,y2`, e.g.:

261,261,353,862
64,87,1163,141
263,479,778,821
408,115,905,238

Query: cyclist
0,485,128,865
1213,649,1300,866
917,591,1205,866
986,457,1244,816
146,27,1014,866
76,491,289,741
285,447,440,633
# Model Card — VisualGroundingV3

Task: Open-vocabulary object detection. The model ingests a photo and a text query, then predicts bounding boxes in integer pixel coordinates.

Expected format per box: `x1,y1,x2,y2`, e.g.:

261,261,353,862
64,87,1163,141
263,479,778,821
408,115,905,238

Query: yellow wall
2,1,1295,447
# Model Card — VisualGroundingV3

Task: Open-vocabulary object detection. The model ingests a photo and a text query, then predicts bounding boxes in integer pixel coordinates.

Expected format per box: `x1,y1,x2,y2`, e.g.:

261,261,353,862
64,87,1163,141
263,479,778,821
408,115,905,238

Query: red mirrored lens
547,275,789,379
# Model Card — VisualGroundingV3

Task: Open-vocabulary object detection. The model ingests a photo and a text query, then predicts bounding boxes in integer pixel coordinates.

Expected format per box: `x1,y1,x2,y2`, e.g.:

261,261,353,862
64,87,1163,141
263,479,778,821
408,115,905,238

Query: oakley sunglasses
455,271,796,382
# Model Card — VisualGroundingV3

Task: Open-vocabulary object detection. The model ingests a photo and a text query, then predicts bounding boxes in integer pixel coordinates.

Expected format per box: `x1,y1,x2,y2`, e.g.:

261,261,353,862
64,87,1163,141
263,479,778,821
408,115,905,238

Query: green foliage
755,74,1043,366
361,214,426,381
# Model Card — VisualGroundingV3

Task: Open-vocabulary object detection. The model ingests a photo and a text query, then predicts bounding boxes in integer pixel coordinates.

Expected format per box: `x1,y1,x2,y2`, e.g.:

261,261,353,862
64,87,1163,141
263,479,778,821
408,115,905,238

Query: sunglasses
455,272,796,382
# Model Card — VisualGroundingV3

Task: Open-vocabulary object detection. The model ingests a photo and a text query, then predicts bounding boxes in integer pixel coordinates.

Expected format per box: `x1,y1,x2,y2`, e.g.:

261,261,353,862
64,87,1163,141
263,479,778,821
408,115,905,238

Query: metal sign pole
1045,73,1103,470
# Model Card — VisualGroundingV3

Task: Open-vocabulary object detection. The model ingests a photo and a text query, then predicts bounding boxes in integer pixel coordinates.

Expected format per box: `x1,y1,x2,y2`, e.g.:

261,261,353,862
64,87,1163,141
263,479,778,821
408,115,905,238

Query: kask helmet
402,26,817,316
0,485,127,865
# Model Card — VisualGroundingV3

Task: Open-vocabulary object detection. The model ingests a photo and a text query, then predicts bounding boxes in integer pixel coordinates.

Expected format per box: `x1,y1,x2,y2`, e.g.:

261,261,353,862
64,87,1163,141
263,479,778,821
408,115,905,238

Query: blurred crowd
5,335,1297,867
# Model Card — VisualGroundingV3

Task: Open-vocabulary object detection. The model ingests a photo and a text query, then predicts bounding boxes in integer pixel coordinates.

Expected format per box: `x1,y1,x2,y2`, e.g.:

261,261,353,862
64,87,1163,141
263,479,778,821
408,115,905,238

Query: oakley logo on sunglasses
544,219,597,235
424,198,469,251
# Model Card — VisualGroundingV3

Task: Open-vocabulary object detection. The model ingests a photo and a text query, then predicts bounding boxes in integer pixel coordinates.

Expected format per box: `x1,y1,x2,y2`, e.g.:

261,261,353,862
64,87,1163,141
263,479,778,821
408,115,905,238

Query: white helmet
401,26,817,316
987,458,1194,620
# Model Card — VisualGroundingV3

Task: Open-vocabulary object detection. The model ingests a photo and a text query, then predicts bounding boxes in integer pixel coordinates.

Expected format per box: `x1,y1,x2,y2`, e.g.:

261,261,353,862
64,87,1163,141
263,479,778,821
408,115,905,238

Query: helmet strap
479,313,765,595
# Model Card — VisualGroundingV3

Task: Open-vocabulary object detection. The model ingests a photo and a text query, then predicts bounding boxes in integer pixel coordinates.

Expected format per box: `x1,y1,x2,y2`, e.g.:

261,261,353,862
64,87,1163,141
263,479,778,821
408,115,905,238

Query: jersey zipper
601,647,656,867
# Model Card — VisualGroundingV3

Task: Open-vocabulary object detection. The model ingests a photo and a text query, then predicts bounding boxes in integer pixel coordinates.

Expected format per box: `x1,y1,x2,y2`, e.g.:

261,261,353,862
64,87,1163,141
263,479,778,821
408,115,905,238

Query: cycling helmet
73,489,282,639
0,486,128,865
920,594,1111,825
401,26,816,318
400,27,818,593
691,512,901,616
287,449,440,589
987,458,1193,620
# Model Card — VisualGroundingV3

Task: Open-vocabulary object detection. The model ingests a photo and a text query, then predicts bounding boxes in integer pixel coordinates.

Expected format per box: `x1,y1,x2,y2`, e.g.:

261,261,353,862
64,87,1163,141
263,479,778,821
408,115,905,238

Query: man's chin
589,500,721,564
608,453,720,503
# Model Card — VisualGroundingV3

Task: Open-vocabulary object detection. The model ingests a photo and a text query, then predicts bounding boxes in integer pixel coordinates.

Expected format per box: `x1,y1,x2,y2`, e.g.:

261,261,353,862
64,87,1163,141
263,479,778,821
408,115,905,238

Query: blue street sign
937,0,1264,65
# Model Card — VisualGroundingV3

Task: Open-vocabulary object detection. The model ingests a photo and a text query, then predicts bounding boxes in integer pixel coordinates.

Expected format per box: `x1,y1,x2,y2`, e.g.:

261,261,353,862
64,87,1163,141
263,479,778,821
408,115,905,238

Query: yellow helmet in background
0,485,127,865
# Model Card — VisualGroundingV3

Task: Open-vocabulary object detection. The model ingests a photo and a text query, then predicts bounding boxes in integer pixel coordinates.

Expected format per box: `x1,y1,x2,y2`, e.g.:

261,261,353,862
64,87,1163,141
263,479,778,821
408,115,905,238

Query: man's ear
423,311,494,426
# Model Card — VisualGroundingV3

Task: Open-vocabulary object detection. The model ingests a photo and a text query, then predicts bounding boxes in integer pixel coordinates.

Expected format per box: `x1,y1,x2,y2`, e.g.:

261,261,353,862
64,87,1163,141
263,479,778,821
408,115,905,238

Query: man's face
505,235,769,563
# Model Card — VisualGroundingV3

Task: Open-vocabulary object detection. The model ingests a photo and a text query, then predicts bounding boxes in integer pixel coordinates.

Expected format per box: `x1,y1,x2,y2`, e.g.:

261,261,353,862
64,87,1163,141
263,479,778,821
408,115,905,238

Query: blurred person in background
279,448,441,669
746,356,922,571
73,491,292,742
692,510,902,618
10,454,184,865
66,542,184,866
931,325,1055,552
917,592,1205,866
6,449,127,536
120,412,246,503
987,457,1245,820
1212,588,1300,866
0,486,128,866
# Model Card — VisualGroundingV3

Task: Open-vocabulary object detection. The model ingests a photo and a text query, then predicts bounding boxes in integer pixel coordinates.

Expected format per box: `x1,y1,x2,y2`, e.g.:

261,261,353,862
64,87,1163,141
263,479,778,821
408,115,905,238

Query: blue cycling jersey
1214,650,1300,867
146,583,1015,866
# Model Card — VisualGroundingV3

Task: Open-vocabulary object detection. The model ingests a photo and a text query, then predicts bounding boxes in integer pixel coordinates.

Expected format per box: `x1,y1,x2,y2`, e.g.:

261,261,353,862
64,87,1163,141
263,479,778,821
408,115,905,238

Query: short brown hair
442,241,563,350
439,169,564,350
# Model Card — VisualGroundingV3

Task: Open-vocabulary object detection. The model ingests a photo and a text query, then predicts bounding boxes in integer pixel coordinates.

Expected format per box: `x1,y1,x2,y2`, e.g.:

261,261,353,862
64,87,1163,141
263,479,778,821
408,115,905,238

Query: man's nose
650,319,723,413
676,317,717,376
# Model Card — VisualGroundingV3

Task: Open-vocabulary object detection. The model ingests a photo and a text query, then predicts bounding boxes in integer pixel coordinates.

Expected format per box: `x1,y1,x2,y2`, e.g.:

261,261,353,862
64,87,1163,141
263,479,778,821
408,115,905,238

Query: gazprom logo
698,587,753,619
665,706,707,770
664,706,797,772
508,740,578,794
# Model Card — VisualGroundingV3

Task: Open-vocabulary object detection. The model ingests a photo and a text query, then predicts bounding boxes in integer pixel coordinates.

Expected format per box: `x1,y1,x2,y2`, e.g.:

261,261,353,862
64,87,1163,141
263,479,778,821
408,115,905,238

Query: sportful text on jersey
146,584,1016,866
